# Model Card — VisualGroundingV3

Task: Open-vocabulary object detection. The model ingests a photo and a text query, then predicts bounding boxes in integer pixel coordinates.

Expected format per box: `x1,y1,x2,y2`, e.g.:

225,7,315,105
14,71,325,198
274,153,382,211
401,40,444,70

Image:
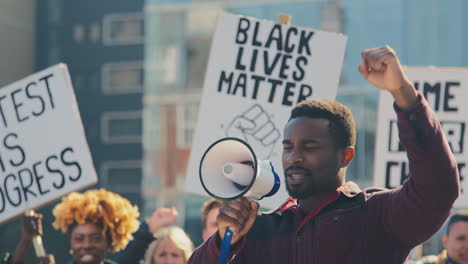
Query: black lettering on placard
414,81,460,112
38,73,55,109
0,146,83,212
218,71,233,94
264,52,282,75
252,22,262,47
388,120,465,154
236,18,250,45
0,95,8,128
46,155,66,189
282,82,296,106
25,82,46,117
218,71,314,106
0,72,56,131
249,49,258,72
11,88,29,123
279,54,292,79
61,147,82,181
442,121,465,154
285,27,298,53
458,163,465,194
220,17,318,106
265,25,283,51
444,82,459,112
385,160,410,189
267,79,282,103
235,47,246,71
298,31,313,56
4,174,21,207
297,84,313,103
384,161,465,193
293,56,307,82
18,168,37,202
250,75,265,100
4,133,26,169
232,73,247,97
0,186,4,212
32,161,50,195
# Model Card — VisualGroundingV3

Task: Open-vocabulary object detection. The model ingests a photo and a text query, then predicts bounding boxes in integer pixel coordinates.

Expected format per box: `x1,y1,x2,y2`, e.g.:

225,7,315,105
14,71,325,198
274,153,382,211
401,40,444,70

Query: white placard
374,67,468,207
185,11,347,209
0,64,97,223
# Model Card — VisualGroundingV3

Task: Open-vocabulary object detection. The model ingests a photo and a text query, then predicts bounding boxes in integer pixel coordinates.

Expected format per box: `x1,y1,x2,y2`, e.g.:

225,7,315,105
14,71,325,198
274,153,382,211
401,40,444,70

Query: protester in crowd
51,189,140,264
116,198,221,263
115,207,179,263
13,189,140,264
416,210,468,264
187,45,460,263
10,213,55,264
201,199,222,241
142,226,194,264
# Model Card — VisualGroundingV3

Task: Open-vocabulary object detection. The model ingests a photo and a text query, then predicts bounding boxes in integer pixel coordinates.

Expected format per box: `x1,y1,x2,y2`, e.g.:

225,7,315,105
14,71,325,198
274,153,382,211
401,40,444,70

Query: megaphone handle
217,228,234,264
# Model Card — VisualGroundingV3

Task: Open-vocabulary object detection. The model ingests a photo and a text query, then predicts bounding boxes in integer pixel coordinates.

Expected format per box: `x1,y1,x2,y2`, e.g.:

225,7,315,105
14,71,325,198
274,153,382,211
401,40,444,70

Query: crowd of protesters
1,45,465,264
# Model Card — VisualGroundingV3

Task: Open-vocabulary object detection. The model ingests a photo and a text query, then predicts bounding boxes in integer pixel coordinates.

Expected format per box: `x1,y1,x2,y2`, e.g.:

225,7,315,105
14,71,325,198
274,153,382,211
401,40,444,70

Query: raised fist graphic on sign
226,104,281,159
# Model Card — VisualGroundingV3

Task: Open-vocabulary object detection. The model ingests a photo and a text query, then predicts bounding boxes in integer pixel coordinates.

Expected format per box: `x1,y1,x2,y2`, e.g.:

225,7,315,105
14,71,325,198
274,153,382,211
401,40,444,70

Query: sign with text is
185,11,347,209
374,66,468,207
0,64,97,223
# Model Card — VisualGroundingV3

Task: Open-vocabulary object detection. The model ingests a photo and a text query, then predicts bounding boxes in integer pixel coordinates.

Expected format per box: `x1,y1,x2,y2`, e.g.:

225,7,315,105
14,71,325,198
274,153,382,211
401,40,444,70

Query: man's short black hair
289,99,356,149
447,210,468,235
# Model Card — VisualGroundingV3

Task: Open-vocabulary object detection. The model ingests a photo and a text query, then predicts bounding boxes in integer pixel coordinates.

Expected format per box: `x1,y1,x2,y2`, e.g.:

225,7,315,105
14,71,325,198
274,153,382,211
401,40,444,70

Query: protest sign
0,64,97,223
185,11,347,208
374,67,467,207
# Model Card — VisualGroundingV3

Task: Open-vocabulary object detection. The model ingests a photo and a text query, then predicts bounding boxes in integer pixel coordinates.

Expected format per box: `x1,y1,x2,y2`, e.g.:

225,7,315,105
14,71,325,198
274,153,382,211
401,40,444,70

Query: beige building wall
0,0,35,87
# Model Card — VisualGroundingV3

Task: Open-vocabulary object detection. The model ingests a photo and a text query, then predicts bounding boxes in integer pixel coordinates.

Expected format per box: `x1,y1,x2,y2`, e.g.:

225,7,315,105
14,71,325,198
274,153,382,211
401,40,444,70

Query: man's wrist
391,80,418,111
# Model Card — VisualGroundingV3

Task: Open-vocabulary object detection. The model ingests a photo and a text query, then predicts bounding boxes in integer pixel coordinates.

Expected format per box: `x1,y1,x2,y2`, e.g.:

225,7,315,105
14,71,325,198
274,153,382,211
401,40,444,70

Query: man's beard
284,165,316,199
286,181,316,199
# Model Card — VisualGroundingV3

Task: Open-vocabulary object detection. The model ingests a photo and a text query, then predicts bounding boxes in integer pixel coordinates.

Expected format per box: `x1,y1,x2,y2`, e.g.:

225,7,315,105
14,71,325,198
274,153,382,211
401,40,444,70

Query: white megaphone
199,137,280,200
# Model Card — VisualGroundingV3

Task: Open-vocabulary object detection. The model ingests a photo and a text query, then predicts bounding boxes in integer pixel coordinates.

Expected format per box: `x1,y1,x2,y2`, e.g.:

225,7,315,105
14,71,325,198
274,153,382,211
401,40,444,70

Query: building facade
35,0,144,262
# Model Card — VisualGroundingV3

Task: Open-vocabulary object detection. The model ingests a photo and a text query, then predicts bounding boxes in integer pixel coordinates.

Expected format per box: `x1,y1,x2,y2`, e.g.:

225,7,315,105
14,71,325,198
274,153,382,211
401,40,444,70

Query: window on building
74,24,85,42
48,0,61,24
90,23,100,42
102,13,144,45
102,62,143,94
101,111,142,144
72,74,85,92
101,160,142,207
176,102,199,148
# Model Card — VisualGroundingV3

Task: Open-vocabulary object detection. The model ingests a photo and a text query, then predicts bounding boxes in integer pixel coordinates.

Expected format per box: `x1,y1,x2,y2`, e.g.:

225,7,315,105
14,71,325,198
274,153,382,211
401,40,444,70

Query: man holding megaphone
188,46,460,264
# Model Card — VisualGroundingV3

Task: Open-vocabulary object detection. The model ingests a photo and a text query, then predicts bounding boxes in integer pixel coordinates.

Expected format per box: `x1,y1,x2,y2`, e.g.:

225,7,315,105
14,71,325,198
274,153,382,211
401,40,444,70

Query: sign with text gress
185,11,347,209
0,64,97,223
374,67,468,207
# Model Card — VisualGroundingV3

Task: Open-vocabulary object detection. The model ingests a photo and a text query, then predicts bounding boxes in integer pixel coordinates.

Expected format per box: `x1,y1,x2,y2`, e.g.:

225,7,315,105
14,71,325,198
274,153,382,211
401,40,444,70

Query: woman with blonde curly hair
142,226,194,264
52,189,140,264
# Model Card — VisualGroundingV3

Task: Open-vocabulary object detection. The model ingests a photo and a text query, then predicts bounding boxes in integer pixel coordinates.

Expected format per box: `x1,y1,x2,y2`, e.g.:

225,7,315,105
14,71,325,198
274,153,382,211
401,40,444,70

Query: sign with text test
185,11,347,208
374,67,468,207
0,64,97,223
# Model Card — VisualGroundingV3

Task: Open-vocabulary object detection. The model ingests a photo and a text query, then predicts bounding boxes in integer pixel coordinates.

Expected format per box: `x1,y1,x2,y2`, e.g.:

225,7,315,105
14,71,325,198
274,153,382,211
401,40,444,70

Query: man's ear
340,147,355,167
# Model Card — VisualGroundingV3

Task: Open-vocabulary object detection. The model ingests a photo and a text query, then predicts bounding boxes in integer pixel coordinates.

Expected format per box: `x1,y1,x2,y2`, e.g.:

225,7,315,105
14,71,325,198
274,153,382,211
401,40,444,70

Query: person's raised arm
116,207,178,263
358,45,459,247
12,214,42,264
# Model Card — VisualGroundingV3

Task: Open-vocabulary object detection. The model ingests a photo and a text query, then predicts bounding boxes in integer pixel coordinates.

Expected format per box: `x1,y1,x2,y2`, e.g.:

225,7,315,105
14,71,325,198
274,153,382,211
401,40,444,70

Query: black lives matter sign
0,64,97,223
374,67,467,207
185,11,347,209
